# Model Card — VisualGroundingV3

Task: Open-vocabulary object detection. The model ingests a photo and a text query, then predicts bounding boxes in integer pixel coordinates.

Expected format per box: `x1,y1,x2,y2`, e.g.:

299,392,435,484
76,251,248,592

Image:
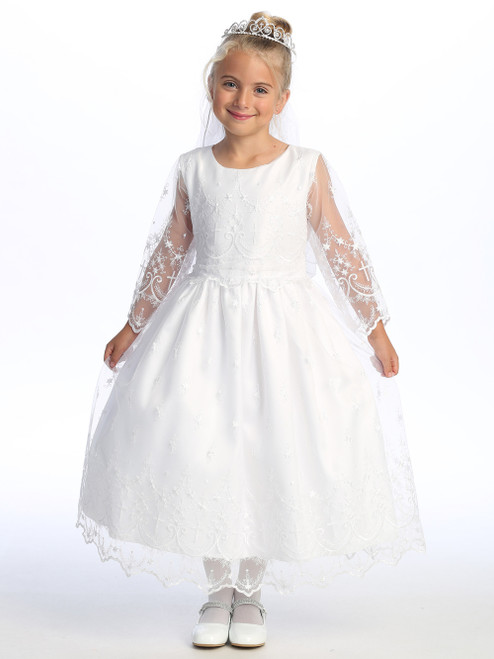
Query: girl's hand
367,321,399,377
104,322,139,369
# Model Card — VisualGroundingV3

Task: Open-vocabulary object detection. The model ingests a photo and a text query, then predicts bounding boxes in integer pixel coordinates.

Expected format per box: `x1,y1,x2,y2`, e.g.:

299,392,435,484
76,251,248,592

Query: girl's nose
233,88,249,108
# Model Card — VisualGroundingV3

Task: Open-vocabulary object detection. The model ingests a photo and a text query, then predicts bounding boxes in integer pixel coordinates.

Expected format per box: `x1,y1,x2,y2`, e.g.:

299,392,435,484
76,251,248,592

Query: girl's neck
212,133,289,169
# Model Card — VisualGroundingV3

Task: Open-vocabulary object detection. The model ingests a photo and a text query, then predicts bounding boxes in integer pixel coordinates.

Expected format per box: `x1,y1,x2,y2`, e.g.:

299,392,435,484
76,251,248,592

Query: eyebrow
219,74,273,88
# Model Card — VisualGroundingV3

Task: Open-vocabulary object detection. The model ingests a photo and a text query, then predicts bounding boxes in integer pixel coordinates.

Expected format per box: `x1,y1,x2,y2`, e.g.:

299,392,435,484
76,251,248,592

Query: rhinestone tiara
221,16,295,55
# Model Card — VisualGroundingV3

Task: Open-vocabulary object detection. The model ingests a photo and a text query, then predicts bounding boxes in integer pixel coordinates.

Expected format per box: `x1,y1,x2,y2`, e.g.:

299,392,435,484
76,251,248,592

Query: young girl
76,12,425,649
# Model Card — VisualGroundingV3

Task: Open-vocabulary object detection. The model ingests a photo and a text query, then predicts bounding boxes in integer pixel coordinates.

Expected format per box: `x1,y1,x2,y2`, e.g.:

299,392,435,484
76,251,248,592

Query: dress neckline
209,144,291,170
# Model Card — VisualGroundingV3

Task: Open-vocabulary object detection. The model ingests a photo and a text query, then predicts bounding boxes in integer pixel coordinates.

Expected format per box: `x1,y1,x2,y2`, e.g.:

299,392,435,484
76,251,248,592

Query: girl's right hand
104,322,139,369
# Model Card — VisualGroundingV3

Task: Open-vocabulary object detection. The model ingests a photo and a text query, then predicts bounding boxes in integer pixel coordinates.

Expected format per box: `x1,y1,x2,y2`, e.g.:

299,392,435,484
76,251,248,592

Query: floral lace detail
127,162,193,333
306,154,390,336
76,449,424,596
77,506,424,596
184,148,309,277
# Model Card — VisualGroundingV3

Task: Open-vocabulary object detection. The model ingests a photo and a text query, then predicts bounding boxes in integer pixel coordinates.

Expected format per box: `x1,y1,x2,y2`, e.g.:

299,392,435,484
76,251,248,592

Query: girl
76,12,425,649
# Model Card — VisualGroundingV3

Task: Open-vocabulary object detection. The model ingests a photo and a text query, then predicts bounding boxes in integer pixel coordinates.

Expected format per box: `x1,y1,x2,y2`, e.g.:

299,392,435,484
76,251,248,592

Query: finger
104,344,114,363
382,359,394,378
109,347,124,369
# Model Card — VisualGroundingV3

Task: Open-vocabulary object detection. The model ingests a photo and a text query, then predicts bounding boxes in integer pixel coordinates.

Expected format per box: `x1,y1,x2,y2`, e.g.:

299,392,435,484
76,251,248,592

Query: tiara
221,16,296,55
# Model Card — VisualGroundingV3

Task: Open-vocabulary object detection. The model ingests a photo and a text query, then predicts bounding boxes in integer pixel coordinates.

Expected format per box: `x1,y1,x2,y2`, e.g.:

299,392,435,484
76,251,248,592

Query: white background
1,1,493,657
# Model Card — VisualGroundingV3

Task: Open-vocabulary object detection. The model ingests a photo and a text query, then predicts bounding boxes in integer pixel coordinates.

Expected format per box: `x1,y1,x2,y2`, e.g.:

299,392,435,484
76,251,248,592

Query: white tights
199,556,267,625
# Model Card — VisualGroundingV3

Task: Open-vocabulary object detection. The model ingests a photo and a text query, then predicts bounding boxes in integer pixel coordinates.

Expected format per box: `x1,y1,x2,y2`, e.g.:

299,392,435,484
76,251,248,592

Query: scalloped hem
76,512,426,597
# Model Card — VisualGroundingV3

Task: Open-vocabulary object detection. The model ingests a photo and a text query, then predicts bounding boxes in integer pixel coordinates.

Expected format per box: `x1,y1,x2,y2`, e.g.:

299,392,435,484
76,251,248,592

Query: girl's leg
233,556,267,624
199,557,234,624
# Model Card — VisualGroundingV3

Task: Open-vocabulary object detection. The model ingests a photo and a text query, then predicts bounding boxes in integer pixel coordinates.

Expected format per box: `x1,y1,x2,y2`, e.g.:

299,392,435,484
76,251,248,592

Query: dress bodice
180,145,319,282
127,143,390,337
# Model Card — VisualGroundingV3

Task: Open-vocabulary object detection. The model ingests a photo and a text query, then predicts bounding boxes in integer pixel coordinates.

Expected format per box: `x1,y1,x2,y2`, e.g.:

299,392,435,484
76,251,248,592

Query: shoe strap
198,600,233,616
231,597,267,621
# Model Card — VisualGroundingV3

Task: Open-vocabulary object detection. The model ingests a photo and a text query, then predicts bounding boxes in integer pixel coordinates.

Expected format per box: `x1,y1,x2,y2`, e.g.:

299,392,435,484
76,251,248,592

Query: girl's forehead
215,50,276,83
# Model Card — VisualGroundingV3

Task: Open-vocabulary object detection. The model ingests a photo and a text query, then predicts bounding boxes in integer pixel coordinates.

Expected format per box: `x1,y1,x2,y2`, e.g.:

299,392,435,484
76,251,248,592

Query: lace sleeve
306,153,390,336
127,161,193,333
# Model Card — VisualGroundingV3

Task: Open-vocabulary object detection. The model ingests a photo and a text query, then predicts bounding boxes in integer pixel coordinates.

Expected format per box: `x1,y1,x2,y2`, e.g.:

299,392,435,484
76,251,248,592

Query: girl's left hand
367,321,399,377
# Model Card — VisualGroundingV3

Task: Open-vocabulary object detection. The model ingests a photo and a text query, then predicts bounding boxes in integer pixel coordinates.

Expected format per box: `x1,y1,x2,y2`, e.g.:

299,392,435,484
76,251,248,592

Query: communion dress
76,144,425,596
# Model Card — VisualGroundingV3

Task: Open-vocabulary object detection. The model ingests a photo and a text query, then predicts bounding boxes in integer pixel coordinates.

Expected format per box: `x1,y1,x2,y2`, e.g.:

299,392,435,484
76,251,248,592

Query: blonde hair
203,11,293,103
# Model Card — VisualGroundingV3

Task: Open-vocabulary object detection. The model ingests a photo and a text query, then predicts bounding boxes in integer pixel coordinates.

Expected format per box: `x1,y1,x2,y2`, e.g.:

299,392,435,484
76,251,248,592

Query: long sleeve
127,163,193,333
306,153,390,336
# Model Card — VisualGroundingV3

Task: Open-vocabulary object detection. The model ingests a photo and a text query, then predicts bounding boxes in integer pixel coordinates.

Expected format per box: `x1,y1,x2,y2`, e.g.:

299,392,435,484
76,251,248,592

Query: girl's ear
207,74,214,101
275,89,291,115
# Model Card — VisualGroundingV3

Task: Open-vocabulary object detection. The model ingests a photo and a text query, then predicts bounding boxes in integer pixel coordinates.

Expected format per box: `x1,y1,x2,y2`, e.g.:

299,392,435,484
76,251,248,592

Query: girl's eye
222,82,267,94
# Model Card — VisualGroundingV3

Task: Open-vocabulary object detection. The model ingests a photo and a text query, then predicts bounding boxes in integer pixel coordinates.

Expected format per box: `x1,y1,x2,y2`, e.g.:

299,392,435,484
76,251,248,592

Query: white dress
76,144,425,595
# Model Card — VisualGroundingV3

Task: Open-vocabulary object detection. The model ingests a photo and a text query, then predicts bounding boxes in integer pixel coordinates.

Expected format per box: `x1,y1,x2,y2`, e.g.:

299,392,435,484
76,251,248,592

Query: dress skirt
76,270,425,595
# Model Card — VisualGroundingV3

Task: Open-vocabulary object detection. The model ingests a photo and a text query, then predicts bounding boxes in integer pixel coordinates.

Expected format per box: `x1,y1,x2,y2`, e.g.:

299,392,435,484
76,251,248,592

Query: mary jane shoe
228,597,267,648
191,600,232,648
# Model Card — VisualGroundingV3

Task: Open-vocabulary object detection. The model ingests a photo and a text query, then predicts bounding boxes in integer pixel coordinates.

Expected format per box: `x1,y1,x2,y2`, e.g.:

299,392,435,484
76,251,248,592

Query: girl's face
209,50,290,138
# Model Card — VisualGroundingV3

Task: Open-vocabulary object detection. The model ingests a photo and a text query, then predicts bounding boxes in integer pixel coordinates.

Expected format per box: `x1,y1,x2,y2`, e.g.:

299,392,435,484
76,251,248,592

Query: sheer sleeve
306,153,390,336
127,161,193,333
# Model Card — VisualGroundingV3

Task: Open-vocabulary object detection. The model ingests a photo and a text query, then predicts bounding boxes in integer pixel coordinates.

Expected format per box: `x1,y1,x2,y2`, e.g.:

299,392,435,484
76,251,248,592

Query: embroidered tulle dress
76,144,425,596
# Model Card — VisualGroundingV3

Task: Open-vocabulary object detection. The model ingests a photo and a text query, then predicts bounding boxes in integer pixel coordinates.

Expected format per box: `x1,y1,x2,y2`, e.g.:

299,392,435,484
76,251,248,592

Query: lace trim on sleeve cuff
364,313,391,336
127,314,143,334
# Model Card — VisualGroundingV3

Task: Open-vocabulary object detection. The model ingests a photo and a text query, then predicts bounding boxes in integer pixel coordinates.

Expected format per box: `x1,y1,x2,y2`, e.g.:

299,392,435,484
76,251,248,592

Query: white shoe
191,600,232,648
228,598,267,648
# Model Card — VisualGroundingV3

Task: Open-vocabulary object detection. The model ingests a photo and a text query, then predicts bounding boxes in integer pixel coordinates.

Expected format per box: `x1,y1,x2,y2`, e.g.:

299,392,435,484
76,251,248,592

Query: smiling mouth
228,110,254,120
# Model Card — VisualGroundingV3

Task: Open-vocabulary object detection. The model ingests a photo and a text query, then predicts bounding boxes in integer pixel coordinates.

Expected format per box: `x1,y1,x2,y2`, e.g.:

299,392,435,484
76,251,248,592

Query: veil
76,66,425,595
